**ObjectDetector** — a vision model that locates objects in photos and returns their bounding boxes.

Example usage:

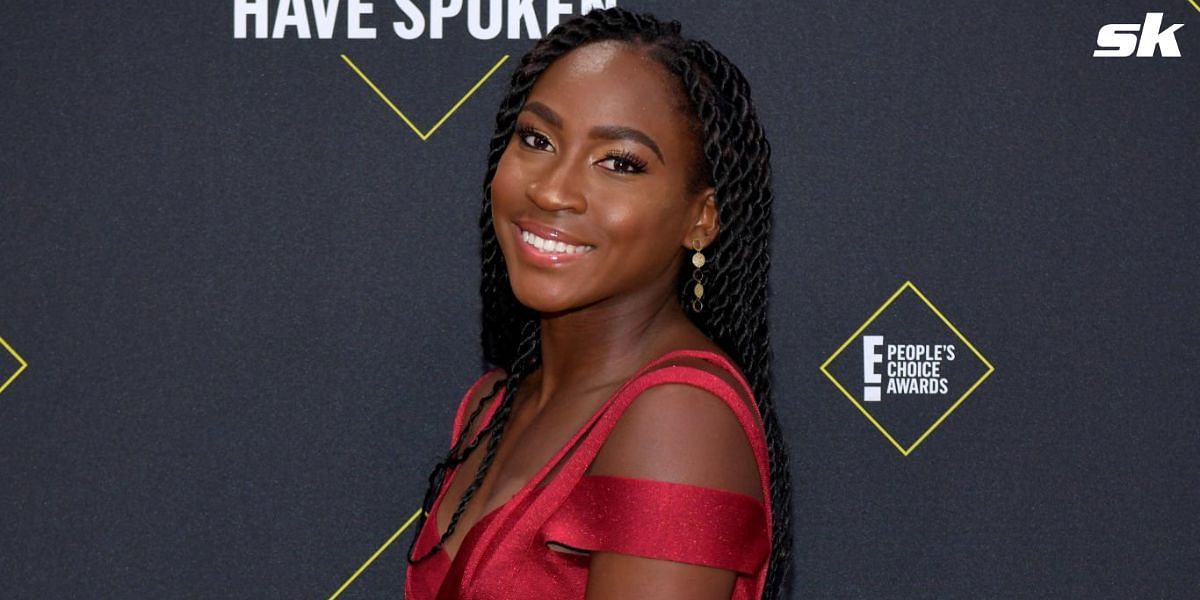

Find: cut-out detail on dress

[545,541,591,556]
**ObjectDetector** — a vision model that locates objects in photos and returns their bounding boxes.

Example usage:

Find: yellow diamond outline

[0,336,28,397]
[341,53,510,141]
[819,280,995,456]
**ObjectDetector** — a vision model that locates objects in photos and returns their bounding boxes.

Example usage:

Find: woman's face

[491,40,717,315]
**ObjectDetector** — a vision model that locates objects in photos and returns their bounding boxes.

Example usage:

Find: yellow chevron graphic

[341,53,509,141]
[0,336,28,397]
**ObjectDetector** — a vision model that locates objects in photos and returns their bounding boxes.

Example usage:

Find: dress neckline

[427,347,749,565]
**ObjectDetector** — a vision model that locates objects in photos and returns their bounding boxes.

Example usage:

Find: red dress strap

[449,367,506,449]
[541,473,769,574]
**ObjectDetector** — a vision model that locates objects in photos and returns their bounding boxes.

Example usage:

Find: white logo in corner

[1094,12,1185,57]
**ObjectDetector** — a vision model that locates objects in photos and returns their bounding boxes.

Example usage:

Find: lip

[512,220,594,266]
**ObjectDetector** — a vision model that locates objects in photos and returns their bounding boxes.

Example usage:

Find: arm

[582,380,764,600]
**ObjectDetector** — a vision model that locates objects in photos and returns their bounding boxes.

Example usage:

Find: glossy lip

[512,221,595,266]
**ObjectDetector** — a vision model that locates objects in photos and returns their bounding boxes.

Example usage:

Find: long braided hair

[406,7,793,598]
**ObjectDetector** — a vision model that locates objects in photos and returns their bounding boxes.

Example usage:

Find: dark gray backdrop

[2,1,1197,598]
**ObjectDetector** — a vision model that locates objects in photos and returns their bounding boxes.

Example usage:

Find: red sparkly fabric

[405,349,773,600]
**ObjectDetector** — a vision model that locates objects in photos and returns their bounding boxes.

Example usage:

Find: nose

[526,153,587,213]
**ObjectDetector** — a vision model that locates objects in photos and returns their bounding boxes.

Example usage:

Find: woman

[405,7,793,600]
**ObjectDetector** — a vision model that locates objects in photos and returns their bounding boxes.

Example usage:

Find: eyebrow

[521,100,666,165]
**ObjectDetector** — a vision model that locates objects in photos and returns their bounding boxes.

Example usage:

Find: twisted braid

[406,320,540,563]
[676,37,796,595]
[670,37,794,600]
[408,8,794,598]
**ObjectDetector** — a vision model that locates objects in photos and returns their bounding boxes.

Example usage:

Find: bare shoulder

[587,352,762,502]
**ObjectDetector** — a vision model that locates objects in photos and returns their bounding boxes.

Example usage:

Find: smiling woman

[403,7,793,600]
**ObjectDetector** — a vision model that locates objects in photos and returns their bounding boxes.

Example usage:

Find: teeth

[521,229,593,254]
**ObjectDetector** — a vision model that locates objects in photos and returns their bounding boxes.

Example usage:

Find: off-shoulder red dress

[405,349,773,600]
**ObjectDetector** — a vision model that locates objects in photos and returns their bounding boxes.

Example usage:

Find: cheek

[597,201,683,259]
[600,180,681,234]
[491,145,523,212]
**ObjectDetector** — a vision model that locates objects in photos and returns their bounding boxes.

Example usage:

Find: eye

[598,150,648,175]
[515,124,553,151]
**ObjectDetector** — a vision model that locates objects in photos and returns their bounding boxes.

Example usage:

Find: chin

[509,281,580,314]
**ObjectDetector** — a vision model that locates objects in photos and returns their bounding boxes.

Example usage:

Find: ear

[681,187,719,250]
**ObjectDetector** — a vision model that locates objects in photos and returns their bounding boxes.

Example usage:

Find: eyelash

[514,124,648,175]
[606,149,648,174]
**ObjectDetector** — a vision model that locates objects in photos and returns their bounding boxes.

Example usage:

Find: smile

[520,228,595,255]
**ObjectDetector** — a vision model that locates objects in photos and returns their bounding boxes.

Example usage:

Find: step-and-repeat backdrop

[2,1,1196,597]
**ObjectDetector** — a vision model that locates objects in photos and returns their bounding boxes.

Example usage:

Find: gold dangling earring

[689,238,705,312]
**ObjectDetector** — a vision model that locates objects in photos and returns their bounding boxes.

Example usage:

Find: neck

[532,286,691,411]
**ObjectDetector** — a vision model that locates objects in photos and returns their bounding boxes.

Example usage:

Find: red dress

[405,349,773,600]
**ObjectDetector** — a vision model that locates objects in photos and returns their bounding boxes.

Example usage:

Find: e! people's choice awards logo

[820,281,994,456]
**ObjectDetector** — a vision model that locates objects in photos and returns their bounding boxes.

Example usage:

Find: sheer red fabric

[405,349,773,600]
